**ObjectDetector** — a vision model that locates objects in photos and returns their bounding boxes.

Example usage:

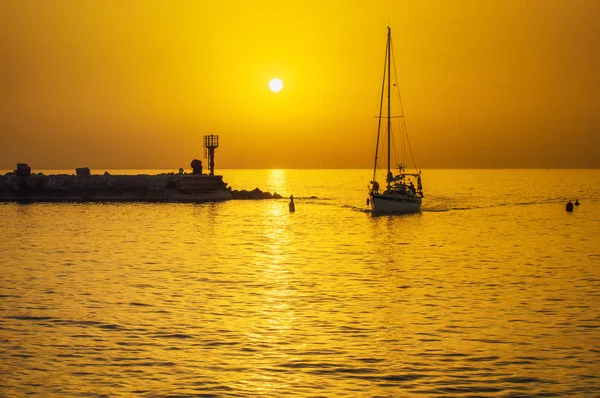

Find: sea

[1,169,599,397]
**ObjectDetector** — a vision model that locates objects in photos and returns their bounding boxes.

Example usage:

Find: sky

[1,0,599,170]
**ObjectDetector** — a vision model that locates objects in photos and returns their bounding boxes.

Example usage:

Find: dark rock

[76,167,91,176]
[191,159,203,175]
[230,188,284,200]
[16,163,31,177]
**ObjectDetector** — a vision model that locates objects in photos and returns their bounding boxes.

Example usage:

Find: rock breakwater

[1,164,282,203]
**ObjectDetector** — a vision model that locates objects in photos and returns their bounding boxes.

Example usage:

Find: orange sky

[1,0,599,169]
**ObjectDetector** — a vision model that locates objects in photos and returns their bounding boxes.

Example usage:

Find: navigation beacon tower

[203,134,219,176]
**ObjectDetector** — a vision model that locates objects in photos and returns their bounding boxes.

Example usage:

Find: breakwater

[0,164,282,203]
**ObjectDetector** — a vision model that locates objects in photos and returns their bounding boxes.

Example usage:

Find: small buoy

[575,199,580,206]
[289,195,295,212]
[566,201,574,212]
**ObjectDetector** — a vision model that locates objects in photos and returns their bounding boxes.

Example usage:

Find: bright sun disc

[269,78,283,92]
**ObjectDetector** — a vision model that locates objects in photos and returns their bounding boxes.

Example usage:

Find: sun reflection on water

[266,169,287,198]
[241,199,298,395]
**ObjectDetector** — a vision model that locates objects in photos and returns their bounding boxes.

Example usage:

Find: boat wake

[283,196,578,215]
[422,197,577,213]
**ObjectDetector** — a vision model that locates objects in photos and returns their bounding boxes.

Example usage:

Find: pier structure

[1,135,285,203]
[1,164,283,203]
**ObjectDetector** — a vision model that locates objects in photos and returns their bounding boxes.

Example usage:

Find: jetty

[0,135,282,203]
[0,164,282,203]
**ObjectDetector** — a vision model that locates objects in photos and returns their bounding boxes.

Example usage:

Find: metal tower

[203,134,219,176]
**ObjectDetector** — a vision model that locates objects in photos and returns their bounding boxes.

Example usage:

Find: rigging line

[386,46,404,168]
[372,115,381,172]
[390,124,400,168]
[372,28,390,184]
[390,36,420,171]
[386,26,391,188]
[389,36,406,163]
[374,124,386,178]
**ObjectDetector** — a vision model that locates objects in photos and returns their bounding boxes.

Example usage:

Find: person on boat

[575,199,580,206]
[409,181,416,194]
[387,171,394,183]
[566,200,574,212]
[371,180,380,193]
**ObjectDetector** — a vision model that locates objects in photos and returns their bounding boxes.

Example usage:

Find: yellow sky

[1,0,599,169]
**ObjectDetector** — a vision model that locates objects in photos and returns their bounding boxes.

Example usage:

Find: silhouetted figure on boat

[566,200,574,212]
[289,195,295,212]
[371,180,379,193]
[575,199,580,206]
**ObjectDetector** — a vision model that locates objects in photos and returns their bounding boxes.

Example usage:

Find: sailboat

[369,27,423,214]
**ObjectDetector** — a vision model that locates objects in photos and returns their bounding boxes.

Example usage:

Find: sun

[269,78,283,92]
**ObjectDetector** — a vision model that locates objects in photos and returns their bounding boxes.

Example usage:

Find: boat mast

[386,26,392,190]
[372,28,389,184]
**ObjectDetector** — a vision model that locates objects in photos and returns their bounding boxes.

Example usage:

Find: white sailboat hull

[370,193,421,214]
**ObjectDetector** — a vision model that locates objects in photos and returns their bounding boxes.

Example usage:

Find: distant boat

[369,27,423,214]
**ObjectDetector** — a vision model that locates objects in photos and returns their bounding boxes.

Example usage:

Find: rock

[16,163,31,177]
[230,188,282,200]
[76,167,91,176]
[191,159,203,175]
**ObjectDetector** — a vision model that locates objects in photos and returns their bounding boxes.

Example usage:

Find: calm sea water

[1,169,599,397]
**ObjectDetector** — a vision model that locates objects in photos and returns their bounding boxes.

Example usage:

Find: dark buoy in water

[575,199,580,206]
[566,200,574,212]
[289,195,295,212]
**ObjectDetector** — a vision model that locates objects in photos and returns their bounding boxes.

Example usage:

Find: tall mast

[386,26,391,190]
[373,28,389,184]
